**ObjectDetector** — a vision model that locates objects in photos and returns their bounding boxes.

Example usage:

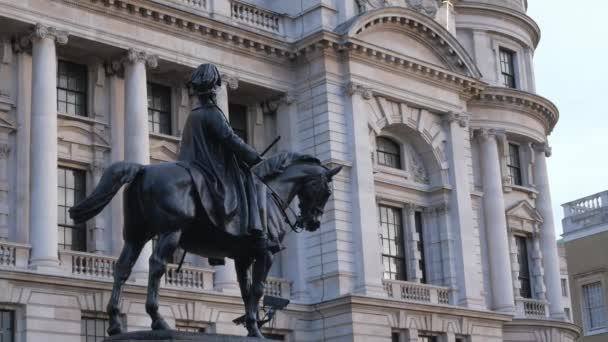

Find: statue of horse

[69,152,341,338]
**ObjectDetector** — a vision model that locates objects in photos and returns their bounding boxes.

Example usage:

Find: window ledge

[58,112,107,126]
[506,184,538,198]
[150,132,181,143]
[373,165,408,178]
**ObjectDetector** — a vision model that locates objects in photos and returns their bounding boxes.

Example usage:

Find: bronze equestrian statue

[69,64,341,338]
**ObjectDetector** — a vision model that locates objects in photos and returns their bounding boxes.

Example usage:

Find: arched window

[376,137,401,169]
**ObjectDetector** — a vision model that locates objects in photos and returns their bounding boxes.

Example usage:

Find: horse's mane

[253,152,323,180]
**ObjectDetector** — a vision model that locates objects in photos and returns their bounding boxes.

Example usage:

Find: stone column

[28,24,68,270]
[13,43,32,244]
[477,128,515,312]
[216,73,238,119]
[122,49,157,280]
[213,73,240,294]
[106,63,125,255]
[443,113,485,309]
[344,82,385,296]
[533,143,564,319]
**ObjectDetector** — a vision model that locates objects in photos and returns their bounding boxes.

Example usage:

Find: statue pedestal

[104,331,266,342]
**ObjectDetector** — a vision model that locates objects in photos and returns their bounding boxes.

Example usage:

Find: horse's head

[296,165,342,231]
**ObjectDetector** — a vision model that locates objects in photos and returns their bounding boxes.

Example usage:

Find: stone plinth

[104,331,266,342]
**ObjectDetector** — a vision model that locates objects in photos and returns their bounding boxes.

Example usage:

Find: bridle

[254,173,304,233]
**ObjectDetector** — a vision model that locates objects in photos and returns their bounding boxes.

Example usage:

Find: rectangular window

[582,282,607,331]
[415,211,427,284]
[515,236,532,298]
[228,103,248,143]
[378,205,406,281]
[418,332,438,342]
[147,83,172,135]
[499,48,516,88]
[564,307,571,321]
[175,322,206,333]
[392,332,400,342]
[507,143,523,186]
[57,60,88,116]
[0,310,14,342]
[81,317,108,342]
[562,278,569,297]
[58,167,87,251]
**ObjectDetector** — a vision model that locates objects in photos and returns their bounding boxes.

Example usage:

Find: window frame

[376,136,402,169]
[57,59,89,117]
[498,47,517,89]
[378,204,407,281]
[514,234,533,298]
[0,309,15,342]
[562,278,569,297]
[57,166,87,252]
[507,143,523,186]
[581,280,607,333]
[147,82,173,135]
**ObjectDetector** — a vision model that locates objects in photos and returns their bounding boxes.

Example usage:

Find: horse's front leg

[146,230,181,331]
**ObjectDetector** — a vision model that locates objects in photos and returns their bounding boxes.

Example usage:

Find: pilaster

[443,113,485,309]
[344,81,385,297]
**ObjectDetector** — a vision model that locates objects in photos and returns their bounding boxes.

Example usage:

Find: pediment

[59,120,94,145]
[357,25,449,69]
[506,200,544,223]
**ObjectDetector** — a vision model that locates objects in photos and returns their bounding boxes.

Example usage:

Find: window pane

[376,137,401,169]
[583,282,606,330]
[58,167,87,251]
[516,236,532,298]
[378,205,406,280]
[499,48,516,88]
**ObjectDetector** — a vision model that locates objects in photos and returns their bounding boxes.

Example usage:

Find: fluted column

[212,73,240,294]
[122,49,157,279]
[28,24,68,270]
[477,128,515,312]
[345,82,385,296]
[533,143,564,319]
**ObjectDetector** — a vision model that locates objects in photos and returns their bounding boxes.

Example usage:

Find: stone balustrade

[562,191,608,217]
[0,241,30,269]
[60,250,117,280]
[516,298,549,319]
[164,263,214,291]
[231,1,283,34]
[383,279,451,305]
[265,277,291,299]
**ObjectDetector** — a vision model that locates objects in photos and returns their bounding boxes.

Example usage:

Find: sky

[526,1,608,236]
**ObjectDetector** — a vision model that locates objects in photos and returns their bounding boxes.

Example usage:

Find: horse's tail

[69,162,144,224]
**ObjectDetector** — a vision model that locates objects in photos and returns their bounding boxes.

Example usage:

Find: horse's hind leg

[146,230,181,331]
[107,238,146,335]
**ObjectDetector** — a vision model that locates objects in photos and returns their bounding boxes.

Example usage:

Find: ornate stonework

[125,49,158,68]
[0,143,10,160]
[221,73,239,90]
[356,0,440,17]
[345,82,373,100]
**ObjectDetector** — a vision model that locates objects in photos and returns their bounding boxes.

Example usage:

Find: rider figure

[178,64,266,257]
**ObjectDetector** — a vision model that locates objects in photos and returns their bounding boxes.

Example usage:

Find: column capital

[442,111,469,128]
[124,49,158,68]
[0,143,10,160]
[104,60,124,78]
[474,128,506,142]
[533,142,552,157]
[345,82,373,100]
[266,92,296,111]
[220,73,239,90]
[24,23,69,46]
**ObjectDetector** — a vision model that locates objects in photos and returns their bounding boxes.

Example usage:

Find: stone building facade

[562,191,608,341]
[0,0,580,341]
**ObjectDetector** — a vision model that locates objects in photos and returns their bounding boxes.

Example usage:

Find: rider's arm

[208,107,262,166]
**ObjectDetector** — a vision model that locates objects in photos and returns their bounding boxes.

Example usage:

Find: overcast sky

[527,2,608,236]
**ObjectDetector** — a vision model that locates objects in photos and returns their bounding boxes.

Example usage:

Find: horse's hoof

[151,318,171,331]
[107,322,123,336]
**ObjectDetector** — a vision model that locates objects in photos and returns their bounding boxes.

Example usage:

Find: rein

[255,173,304,234]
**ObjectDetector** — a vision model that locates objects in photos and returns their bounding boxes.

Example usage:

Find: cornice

[505,318,581,338]
[469,86,559,135]
[454,2,541,48]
